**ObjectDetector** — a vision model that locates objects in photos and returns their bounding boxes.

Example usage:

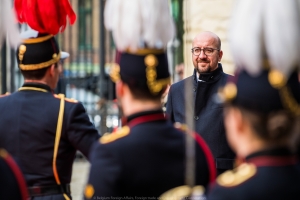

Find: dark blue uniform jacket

[0,83,100,198]
[208,147,300,200]
[85,110,216,199]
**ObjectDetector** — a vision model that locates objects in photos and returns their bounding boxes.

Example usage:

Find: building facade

[183,0,235,77]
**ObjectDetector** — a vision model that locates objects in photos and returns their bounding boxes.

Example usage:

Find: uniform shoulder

[173,122,188,132]
[0,148,9,159]
[0,92,11,98]
[99,126,130,144]
[217,163,257,187]
[53,94,79,103]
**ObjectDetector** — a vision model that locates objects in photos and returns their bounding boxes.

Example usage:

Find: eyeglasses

[191,47,220,56]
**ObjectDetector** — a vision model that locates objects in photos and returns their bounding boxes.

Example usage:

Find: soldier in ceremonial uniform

[85,52,216,199]
[0,31,100,199]
[207,0,300,199]
[84,0,216,199]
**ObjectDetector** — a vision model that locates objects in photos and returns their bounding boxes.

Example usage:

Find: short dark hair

[229,105,299,144]
[126,81,166,101]
[216,36,221,49]
[20,63,58,80]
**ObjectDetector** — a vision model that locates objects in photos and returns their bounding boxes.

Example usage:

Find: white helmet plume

[104,0,175,52]
[0,0,20,47]
[229,0,300,77]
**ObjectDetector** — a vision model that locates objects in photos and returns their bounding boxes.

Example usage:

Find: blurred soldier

[0,1,100,199]
[207,0,300,199]
[0,0,27,199]
[0,149,28,200]
[0,31,100,199]
[84,0,216,199]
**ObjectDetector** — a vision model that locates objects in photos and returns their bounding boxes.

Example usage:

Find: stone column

[93,0,100,64]
[71,0,78,62]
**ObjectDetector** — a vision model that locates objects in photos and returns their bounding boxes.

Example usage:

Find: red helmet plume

[14,0,76,35]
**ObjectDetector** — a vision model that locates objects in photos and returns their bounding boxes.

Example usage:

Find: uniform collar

[193,63,224,83]
[245,147,298,167]
[126,109,166,127]
[246,146,292,159]
[21,83,52,92]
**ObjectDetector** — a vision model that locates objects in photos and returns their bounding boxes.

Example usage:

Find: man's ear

[225,107,244,134]
[231,107,251,136]
[232,107,244,133]
[48,64,56,77]
[218,50,223,62]
[115,81,124,97]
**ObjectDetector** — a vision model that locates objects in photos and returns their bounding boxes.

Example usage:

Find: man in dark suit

[0,32,100,199]
[166,31,235,175]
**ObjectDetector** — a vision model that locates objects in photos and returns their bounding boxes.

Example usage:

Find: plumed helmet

[105,0,175,95]
[219,0,300,115]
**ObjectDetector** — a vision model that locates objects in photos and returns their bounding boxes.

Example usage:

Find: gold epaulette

[65,97,78,103]
[174,122,188,132]
[0,149,8,158]
[0,92,10,98]
[217,163,257,187]
[53,94,78,103]
[160,185,205,200]
[100,126,130,144]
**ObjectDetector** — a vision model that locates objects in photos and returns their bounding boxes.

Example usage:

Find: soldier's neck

[24,80,48,85]
[121,96,162,117]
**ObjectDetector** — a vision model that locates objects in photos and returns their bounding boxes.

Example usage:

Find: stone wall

[183,0,236,77]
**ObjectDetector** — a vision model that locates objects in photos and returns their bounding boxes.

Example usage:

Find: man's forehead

[193,37,217,47]
[193,33,218,46]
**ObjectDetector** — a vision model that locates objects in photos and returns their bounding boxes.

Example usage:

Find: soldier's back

[208,148,300,200]
[0,83,99,187]
[85,110,214,199]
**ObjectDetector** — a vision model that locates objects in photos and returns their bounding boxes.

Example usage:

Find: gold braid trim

[23,35,53,44]
[19,52,61,70]
[268,70,300,116]
[145,54,170,95]
[147,77,171,94]
[109,63,121,83]
[18,87,48,93]
[280,86,300,116]
[52,94,71,200]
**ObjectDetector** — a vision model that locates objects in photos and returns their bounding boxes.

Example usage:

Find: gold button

[84,184,94,199]
[145,54,158,67]
[19,45,26,54]
[268,70,286,89]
